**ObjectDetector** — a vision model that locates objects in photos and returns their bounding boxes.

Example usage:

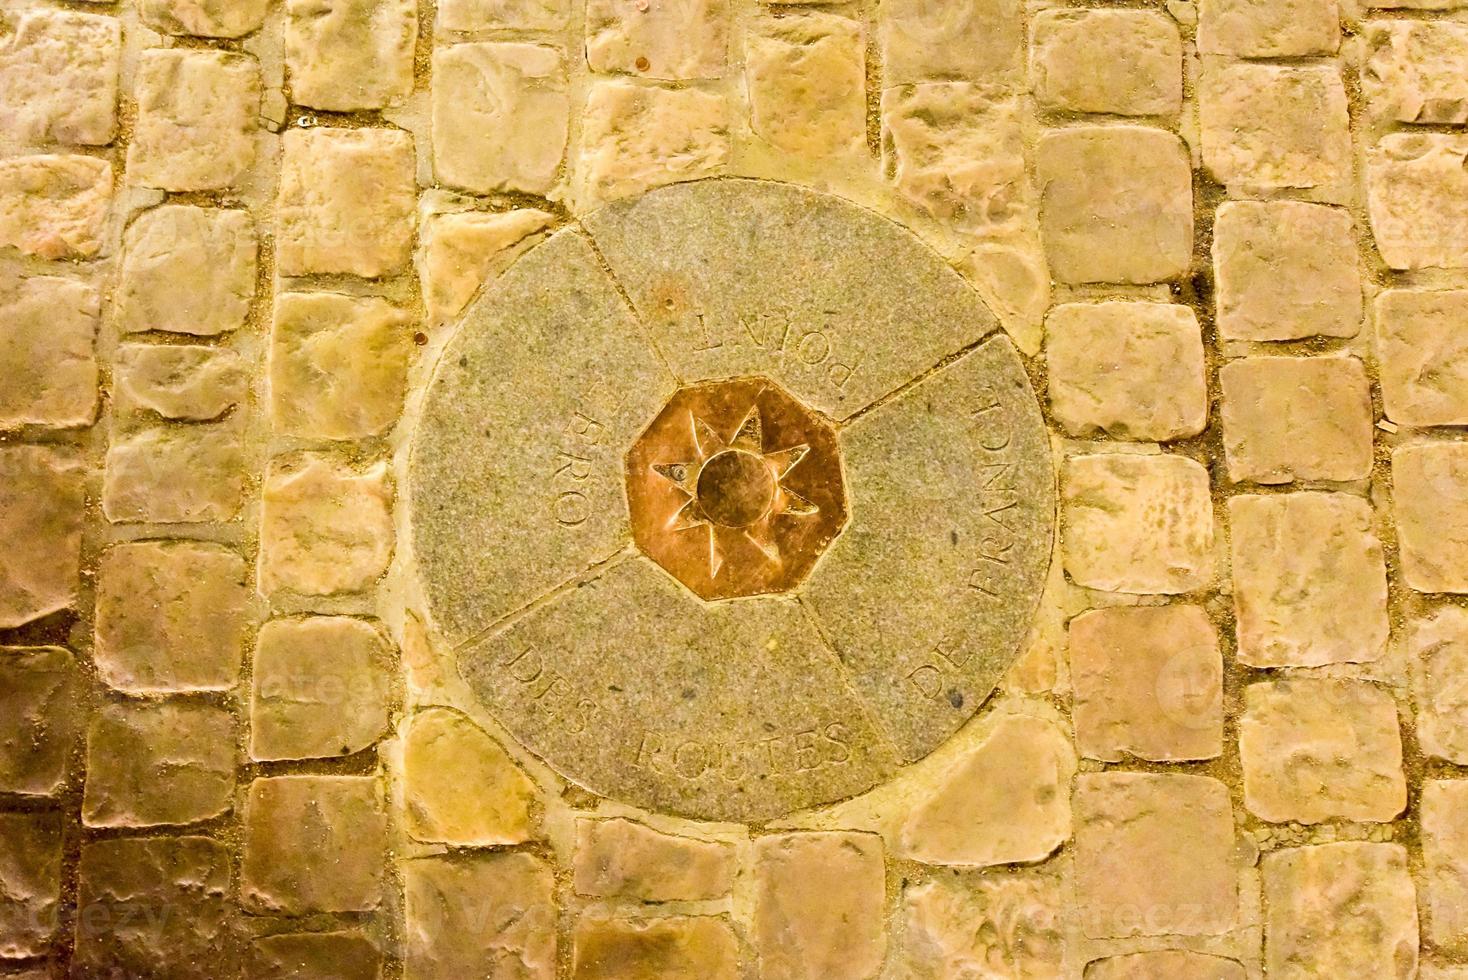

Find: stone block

[82,700,236,828]
[0,647,77,796]
[573,914,737,980]
[897,874,1064,977]
[404,854,556,980]
[258,452,394,596]
[1199,60,1350,190]
[577,80,729,205]
[752,832,886,980]
[0,154,112,260]
[401,707,536,846]
[0,274,99,429]
[1413,607,1468,764]
[1366,21,1468,125]
[879,0,1021,85]
[117,206,257,336]
[0,813,61,960]
[114,344,247,422]
[1424,780,1468,947]
[0,10,120,145]
[102,421,246,524]
[587,0,726,79]
[141,0,269,37]
[285,0,416,111]
[1198,0,1338,56]
[417,208,552,326]
[1030,10,1182,116]
[127,49,259,192]
[1220,356,1374,484]
[0,446,84,628]
[249,931,382,980]
[1394,442,1468,593]
[1368,134,1468,270]
[439,0,567,30]
[746,14,865,159]
[1377,289,1468,427]
[574,818,734,901]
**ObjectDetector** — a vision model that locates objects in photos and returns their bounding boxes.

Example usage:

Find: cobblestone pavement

[0,0,1465,975]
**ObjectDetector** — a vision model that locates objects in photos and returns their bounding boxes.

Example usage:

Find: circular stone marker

[410,178,1055,822]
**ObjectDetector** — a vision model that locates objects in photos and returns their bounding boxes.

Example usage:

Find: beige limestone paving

[1198,0,1338,56]
[1220,356,1374,484]
[248,931,382,980]
[746,13,865,160]
[249,616,391,761]
[1377,289,1468,427]
[417,207,552,327]
[898,713,1076,866]
[0,812,61,959]
[440,0,567,29]
[1424,780,1468,947]
[1366,21,1468,125]
[431,43,569,197]
[1045,301,1205,441]
[751,832,885,980]
[1086,951,1247,979]
[102,419,247,524]
[0,647,77,797]
[573,818,734,901]
[1070,605,1223,762]
[258,451,394,597]
[128,49,260,193]
[576,81,730,205]
[1212,200,1361,342]
[285,0,417,112]
[0,274,98,430]
[878,0,1022,85]
[0,445,84,628]
[411,228,672,644]
[82,699,236,828]
[73,836,233,977]
[1074,772,1237,938]
[895,873,1064,978]
[1394,442,1468,593]
[0,154,112,260]
[1413,607,1468,764]
[586,0,727,80]
[1030,10,1182,117]
[1199,60,1350,191]
[1241,678,1406,823]
[404,854,555,980]
[118,206,257,337]
[268,292,412,441]
[1368,134,1468,270]
[0,10,120,147]
[1263,842,1418,978]
[881,83,1030,236]
[1229,492,1389,666]
[114,344,247,422]
[400,706,536,846]
[572,914,737,980]
[94,540,247,694]
[141,0,269,37]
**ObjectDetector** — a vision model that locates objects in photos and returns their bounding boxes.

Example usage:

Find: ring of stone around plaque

[409,178,1056,823]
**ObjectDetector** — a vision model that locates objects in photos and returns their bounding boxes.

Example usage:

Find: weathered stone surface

[896,874,1064,978]
[1071,605,1222,763]
[0,812,61,959]
[747,14,865,158]
[1200,60,1349,190]
[0,647,77,796]
[432,43,568,196]
[1368,134,1468,270]
[73,836,233,978]
[0,10,120,145]
[574,818,733,901]
[1220,356,1374,484]
[1366,21,1468,125]
[103,421,246,523]
[401,707,536,846]
[249,931,382,980]
[250,617,391,761]
[1414,608,1468,764]
[1086,951,1246,979]
[439,0,567,30]
[1030,10,1182,116]
[899,714,1075,866]
[577,80,729,205]
[752,833,885,980]
[285,0,416,111]
[1062,454,1213,595]
[0,274,98,429]
[1424,780,1468,946]
[118,206,256,336]
[1394,442,1468,593]
[459,557,894,820]
[587,0,726,79]
[412,229,671,642]
[573,914,736,980]
[115,344,246,421]
[1198,0,1338,56]
[882,83,1029,235]
[1045,301,1204,441]
[404,854,555,980]
[1264,843,1418,978]
[1241,678,1405,823]
[128,49,259,192]
[242,775,386,914]
[959,240,1050,356]
[0,446,84,628]
[269,292,410,440]
[1377,289,1468,426]
[95,540,247,694]
[1037,126,1193,284]
[878,0,1021,85]
[259,452,394,597]
[803,338,1052,761]
[1229,492,1388,666]
[1075,772,1236,938]
[83,700,235,828]
[418,208,552,326]
[1213,200,1360,341]
[141,0,269,37]
[0,154,112,260]
[277,127,416,278]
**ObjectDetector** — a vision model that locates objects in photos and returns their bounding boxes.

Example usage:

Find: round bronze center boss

[409,178,1055,822]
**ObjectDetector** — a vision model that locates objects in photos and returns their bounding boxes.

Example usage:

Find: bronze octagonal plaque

[409,178,1056,822]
